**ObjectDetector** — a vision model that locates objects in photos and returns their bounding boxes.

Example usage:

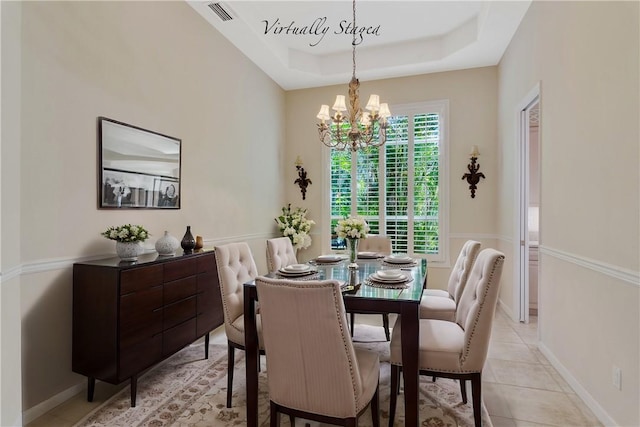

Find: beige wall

[497,2,639,425]
[3,1,286,421]
[285,67,500,287]
[1,1,24,425]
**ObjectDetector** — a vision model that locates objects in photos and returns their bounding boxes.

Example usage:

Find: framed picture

[98,117,181,209]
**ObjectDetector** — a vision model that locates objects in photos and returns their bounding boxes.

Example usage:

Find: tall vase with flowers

[335,216,370,268]
[102,224,150,261]
[275,204,316,252]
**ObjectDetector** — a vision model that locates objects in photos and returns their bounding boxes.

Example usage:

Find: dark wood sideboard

[72,250,223,406]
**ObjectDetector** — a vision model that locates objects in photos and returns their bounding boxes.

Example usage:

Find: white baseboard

[497,298,516,322]
[537,342,617,427]
[22,381,84,425]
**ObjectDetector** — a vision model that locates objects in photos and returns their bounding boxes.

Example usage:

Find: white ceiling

[187,0,532,90]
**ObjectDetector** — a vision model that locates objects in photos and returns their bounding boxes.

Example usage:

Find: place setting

[364,268,414,289]
[382,253,419,267]
[276,263,319,280]
[357,251,385,260]
[309,254,348,266]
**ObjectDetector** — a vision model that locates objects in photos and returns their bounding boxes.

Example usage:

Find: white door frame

[513,83,540,323]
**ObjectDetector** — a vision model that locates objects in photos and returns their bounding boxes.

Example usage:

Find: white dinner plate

[369,271,410,283]
[358,252,380,259]
[384,254,414,264]
[375,269,403,280]
[315,255,346,263]
[277,268,317,277]
[283,264,311,272]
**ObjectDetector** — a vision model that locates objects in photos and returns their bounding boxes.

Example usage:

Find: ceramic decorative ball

[155,231,180,256]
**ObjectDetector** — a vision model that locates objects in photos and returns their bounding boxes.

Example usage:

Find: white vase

[116,241,143,261]
[155,231,180,256]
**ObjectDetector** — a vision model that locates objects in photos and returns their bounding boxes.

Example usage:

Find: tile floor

[26,308,602,427]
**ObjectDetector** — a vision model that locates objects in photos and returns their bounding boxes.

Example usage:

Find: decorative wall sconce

[294,156,312,200]
[462,145,485,198]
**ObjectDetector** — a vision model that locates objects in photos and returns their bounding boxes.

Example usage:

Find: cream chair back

[447,240,481,301]
[215,242,258,345]
[359,235,392,255]
[255,277,371,419]
[455,248,505,372]
[266,237,298,272]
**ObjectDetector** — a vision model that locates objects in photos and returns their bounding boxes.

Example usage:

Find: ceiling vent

[207,3,233,22]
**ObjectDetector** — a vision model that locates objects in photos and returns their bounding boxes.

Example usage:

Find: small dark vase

[181,226,196,254]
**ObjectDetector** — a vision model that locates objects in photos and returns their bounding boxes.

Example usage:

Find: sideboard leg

[130,375,138,407]
[87,377,95,402]
[205,332,210,359]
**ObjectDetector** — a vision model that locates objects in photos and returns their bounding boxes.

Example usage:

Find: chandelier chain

[352,0,356,79]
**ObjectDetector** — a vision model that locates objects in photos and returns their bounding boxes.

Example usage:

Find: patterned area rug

[74,325,492,427]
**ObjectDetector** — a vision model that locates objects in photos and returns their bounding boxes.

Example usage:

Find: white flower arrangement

[102,224,150,243]
[335,216,370,240]
[275,204,315,250]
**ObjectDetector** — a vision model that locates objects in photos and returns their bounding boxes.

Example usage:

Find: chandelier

[316,0,390,152]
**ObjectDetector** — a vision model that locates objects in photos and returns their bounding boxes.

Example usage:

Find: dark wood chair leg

[205,333,210,359]
[270,401,279,427]
[388,365,400,427]
[345,418,357,427]
[370,380,380,427]
[382,314,390,341]
[460,379,467,404]
[350,312,355,336]
[289,414,295,426]
[227,344,235,408]
[471,373,482,427]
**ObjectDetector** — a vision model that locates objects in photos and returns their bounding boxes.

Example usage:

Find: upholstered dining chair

[351,235,393,341]
[214,242,264,408]
[388,248,505,427]
[255,276,380,427]
[266,237,298,272]
[419,240,481,321]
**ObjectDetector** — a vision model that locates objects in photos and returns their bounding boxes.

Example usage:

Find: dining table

[243,255,427,427]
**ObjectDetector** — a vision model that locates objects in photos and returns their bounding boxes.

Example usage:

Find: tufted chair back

[455,248,505,371]
[215,242,258,345]
[266,237,298,272]
[255,276,380,420]
[358,235,392,255]
[447,240,481,302]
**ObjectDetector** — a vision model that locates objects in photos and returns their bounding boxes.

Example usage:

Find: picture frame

[98,117,181,209]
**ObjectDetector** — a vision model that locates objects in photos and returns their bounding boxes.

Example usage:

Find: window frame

[324,100,449,264]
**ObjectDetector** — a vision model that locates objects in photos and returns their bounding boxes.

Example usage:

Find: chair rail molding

[540,245,639,287]
[3,232,275,278]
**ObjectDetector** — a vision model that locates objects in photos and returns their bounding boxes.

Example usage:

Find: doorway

[515,84,540,324]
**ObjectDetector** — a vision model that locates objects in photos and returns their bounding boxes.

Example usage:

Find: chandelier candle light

[316,0,391,152]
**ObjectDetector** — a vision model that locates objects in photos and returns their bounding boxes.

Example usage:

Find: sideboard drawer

[196,293,222,337]
[120,286,162,323]
[120,265,163,295]
[197,254,216,274]
[119,335,162,380]
[164,258,197,282]
[163,318,196,356]
[164,276,197,305]
[164,296,196,330]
